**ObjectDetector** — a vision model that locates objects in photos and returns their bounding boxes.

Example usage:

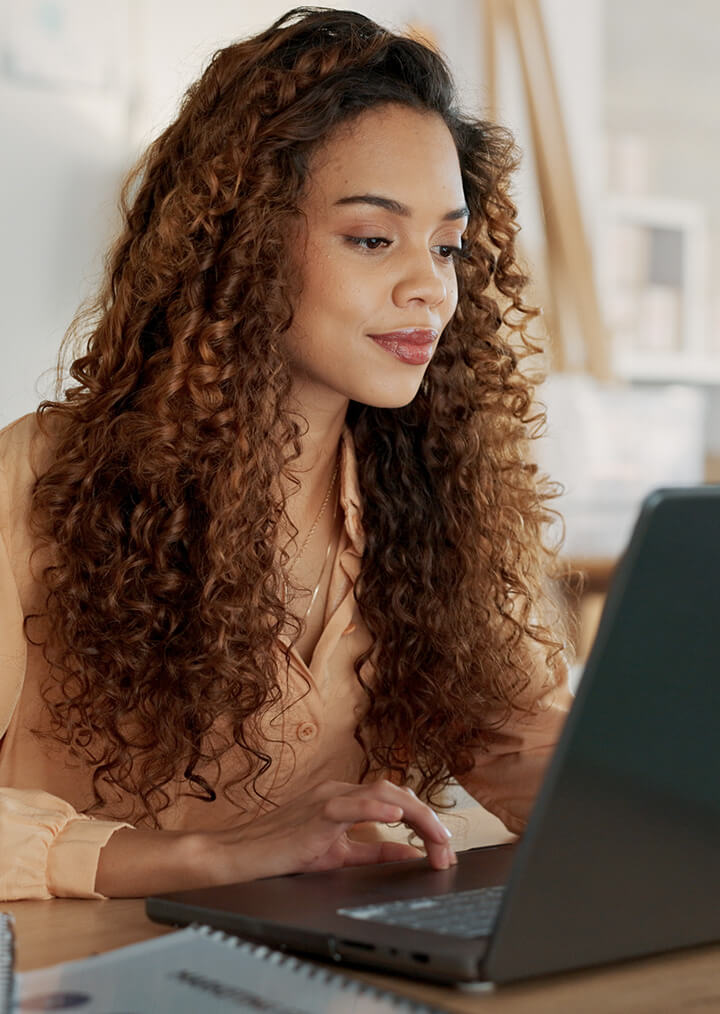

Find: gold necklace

[297,486,340,625]
[284,455,340,577]
[281,456,340,619]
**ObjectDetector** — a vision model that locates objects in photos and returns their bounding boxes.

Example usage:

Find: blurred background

[1,0,718,666]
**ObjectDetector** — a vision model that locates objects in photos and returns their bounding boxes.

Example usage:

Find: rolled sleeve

[0,464,26,740]
[0,788,131,900]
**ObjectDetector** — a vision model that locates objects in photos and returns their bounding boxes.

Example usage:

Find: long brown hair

[29,7,566,824]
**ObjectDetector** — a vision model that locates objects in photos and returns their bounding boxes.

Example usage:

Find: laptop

[147,486,720,983]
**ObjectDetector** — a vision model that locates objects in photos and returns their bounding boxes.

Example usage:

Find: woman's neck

[277,392,348,556]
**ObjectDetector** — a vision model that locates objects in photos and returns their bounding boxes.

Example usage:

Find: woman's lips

[368,329,438,365]
[369,329,439,345]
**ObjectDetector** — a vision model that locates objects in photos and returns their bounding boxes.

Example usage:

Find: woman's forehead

[305,105,466,215]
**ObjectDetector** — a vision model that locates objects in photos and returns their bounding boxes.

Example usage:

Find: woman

[0,7,571,900]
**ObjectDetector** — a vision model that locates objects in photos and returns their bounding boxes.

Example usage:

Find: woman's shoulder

[0,412,63,597]
[0,412,62,554]
[0,412,58,494]
[0,412,39,453]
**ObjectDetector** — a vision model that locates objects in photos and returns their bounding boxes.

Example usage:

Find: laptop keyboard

[338,884,505,939]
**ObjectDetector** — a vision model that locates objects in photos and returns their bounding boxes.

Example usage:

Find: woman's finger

[342,839,424,867]
[369,782,454,847]
[340,780,453,846]
[322,795,405,826]
[321,784,456,869]
[374,841,426,864]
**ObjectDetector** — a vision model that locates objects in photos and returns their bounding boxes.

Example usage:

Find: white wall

[0,0,602,428]
[0,0,131,424]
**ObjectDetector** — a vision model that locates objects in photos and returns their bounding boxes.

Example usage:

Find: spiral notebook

[1,914,15,1014]
[13,923,448,1014]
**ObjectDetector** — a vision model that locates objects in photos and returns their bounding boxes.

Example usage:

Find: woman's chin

[350,376,427,410]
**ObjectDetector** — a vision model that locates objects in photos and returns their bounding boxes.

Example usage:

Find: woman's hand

[207,779,457,884]
[95,779,456,897]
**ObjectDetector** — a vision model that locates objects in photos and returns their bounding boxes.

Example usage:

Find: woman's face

[285,104,467,411]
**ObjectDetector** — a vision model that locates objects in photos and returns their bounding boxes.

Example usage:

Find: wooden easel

[483,0,611,379]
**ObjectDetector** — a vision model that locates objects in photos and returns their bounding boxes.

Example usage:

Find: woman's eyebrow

[333,193,469,221]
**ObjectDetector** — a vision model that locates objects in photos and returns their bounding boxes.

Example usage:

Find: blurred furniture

[483,0,611,378]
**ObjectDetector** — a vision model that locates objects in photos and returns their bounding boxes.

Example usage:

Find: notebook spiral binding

[0,913,16,1014]
[190,923,448,1013]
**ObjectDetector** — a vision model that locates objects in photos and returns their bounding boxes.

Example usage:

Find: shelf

[614,353,720,385]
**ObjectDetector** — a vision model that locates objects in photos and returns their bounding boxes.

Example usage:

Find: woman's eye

[435,244,463,261]
[345,236,391,251]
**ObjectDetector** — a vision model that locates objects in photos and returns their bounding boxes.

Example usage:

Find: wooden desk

[4,898,720,1013]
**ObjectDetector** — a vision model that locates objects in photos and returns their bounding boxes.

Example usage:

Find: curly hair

[28,6,566,825]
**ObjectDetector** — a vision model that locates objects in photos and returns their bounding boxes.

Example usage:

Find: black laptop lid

[486,486,720,982]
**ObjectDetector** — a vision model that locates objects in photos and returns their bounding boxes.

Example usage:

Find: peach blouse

[0,413,572,900]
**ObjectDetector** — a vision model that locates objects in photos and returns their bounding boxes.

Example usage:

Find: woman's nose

[392,252,448,309]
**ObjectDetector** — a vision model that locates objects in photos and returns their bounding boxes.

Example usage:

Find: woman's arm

[0,778,455,901]
[95,779,456,897]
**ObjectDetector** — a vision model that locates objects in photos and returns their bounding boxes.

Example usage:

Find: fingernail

[439,823,452,840]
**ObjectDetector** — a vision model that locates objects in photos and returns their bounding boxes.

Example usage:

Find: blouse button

[296,722,318,742]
